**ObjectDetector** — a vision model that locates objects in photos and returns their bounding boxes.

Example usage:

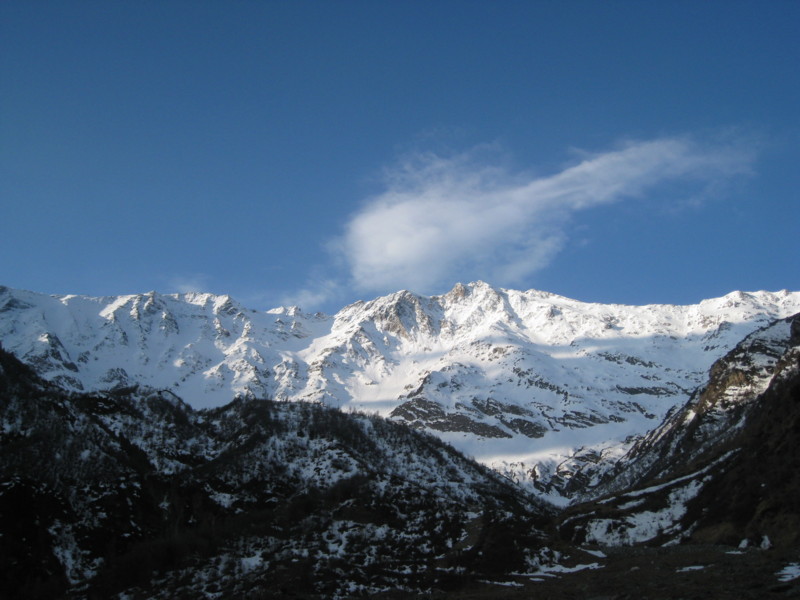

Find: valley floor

[370,544,800,600]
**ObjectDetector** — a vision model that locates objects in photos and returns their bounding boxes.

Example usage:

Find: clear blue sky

[2,1,798,313]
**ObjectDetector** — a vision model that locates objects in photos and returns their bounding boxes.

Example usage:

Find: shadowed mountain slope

[0,345,555,599]
[560,314,800,550]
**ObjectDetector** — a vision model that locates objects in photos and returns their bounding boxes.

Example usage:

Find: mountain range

[2,282,799,505]
[2,282,800,598]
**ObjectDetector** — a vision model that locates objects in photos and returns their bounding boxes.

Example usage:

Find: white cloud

[336,136,756,294]
[167,273,211,294]
[279,278,342,312]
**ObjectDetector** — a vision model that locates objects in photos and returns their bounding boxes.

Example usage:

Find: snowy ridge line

[2,282,799,504]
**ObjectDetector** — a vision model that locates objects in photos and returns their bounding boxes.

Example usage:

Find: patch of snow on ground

[479,579,523,587]
[239,553,263,573]
[621,453,732,499]
[516,552,603,581]
[777,563,800,582]
[48,521,98,584]
[584,478,704,546]
[208,490,236,508]
[534,562,603,576]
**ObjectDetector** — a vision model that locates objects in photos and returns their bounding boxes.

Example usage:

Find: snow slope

[560,314,800,548]
[2,282,799,503]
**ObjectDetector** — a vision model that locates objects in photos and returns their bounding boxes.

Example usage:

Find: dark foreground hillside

[0,345,554,599]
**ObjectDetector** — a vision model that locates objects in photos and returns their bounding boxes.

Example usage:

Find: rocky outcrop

[560,314,800,549]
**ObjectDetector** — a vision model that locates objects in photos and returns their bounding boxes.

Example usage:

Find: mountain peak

[441,280,497,299]
[3,283,800,504]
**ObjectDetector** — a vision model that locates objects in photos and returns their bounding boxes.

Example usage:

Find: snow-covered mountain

[2,282,800,503]
[4,284,800,599]
[0,347,555,598]
[560,313,800,549]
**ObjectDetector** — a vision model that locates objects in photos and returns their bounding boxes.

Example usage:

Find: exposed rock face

[592,315,799,496]
[560,314,800,549]
[2,283,800,503]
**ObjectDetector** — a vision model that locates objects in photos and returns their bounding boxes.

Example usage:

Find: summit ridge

[2,282,799,503]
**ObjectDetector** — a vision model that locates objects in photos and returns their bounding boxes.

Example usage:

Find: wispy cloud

[334,135,757,295]
[279,278,343,312]
[167,273,211,294]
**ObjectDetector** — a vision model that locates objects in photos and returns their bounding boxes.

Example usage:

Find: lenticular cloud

[337,136,755,294]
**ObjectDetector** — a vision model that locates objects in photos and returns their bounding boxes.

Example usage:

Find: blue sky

[2,1,798,313]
